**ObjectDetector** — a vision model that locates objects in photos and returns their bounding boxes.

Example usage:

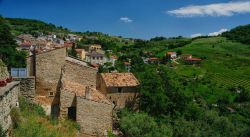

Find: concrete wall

[64,61,97,86]
[13,77,35,102]
[76,96,113,136]
[0,82,19,132]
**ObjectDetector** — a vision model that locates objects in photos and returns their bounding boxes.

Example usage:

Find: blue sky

[0,0,250,39]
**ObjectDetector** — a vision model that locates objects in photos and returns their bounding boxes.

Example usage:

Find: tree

[68,45,77,58]
[0,16,27,68]
[119,110,172,137]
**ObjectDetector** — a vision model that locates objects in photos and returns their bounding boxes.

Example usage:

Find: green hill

[5,18,70,36]
[222,24,250,45]
[174,37,250,91]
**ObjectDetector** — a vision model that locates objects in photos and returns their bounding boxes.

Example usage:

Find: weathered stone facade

[0,82,19,132]
[13,77,35,102]
[35,48,66,98]
[64,60,97,86]
[59,79,113,136]
[97,73,139,109]
[77,97,113,136]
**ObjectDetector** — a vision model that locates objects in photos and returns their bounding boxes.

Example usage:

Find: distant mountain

[222,24,250,45]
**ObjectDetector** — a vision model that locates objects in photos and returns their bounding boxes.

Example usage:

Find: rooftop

[185,58,202,61]
[166,52,176,55]
[62,80,112,104]
[100,73,139,87]
[86,51,104,57]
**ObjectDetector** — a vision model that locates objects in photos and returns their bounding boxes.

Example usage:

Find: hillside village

[1,16,250,137]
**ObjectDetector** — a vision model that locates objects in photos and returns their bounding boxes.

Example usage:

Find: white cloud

[191,33,204,38]
[191,28,228,37]
[208,28,228,36]
[168,1,250,17]
[120,17,133,23]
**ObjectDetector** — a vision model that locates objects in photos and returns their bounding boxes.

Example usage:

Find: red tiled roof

[124,62,130,65]
[111,55,118,59]
[62,80,112,104]
[185,58,202,61]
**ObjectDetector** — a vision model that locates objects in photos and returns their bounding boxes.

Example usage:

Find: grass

[12,97,78,137]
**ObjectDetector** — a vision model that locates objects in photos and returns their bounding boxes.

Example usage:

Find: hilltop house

[166,52,177,60]
[185,58,202,64]
[97,73,139,109]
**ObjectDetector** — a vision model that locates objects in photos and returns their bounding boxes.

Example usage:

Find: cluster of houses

[15,33,118,69]
[74,44,118,68]
[142,51,202,65]
[16,33,81,55]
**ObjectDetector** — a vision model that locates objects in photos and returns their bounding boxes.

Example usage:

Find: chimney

[85,86,92,100]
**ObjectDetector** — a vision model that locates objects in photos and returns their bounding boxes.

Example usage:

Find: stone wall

[64,61,97,86]
[97,76,138,108]
[13,77,35,102]
[0,82,19,132]
[107,91,138,108]
[59,89,76,119]
[76,96,113,136]
[35,48,66,97]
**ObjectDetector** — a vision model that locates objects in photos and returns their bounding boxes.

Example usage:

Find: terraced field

[212,73,250,90]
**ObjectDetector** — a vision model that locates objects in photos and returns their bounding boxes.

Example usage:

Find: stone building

[26,47,98,116]
[97,73,139,108]
[59,79,113,136]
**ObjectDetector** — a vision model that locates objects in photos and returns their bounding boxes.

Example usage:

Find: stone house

[166,52,177,60]
[59,79,113,136]
[96,73,139,109]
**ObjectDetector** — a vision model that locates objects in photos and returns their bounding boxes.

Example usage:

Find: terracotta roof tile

[62,80,111,105]
[101,73,139,87]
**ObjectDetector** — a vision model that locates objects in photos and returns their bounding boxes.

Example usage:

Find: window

[49,92,54,96]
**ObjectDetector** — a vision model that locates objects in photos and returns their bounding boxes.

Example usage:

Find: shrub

[0,125,6,137]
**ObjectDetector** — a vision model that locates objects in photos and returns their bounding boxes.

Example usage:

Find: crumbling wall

[0,82,19,132]
[59,89,76,119]
[76,96,113,136]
